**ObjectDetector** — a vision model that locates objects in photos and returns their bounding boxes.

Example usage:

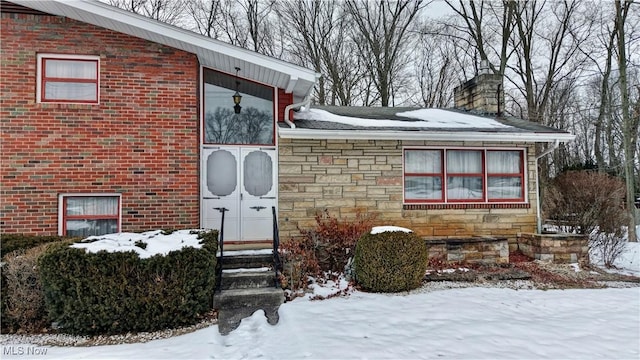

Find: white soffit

[12,0,319,98]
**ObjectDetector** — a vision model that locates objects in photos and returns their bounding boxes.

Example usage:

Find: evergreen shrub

[2,243,62,333]
[354,230,428,293]
[1,234,79,256]
[37,230,218,335]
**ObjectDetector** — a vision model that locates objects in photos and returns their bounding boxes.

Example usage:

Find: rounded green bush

[354,230,428,293]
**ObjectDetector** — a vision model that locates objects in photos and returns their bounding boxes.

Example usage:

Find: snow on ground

[295,108,512,129]
[589,225,640,277]
[3,232,639,360]
[2,287,638,360]
[69,230,203,259]
[607,240,639,277]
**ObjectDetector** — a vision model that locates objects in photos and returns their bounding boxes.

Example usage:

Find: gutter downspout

[283,97,311,129]
[535,140,560,233]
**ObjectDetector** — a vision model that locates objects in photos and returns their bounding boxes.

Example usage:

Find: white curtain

[487,151,521,173]
[66,197,117,216]
[405,150,441,173]
[446,150,482,199]
[488,177,522,199]
[44,59,97,101]
[447,150,482,173]
[65,196,118,236]
[404,150,442,200]
[405,176,442,200]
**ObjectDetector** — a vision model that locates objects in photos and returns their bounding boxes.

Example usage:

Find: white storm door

[201,147,277,241]
[240,148,277,241]
[202,147,240,241]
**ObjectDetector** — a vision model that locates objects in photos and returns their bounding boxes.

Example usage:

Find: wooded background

[105,0,640,239]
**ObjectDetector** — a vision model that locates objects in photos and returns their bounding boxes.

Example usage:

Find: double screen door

[201,147,277,241]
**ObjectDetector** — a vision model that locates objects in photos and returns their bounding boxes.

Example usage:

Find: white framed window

[58,194,121,236]
[403,148,526,204]
[37,54,100,104]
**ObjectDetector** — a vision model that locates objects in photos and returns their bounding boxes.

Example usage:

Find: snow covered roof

[8,0,319,100]
[279,106,575,143]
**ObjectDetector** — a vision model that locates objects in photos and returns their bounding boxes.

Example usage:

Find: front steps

[213,249,284,335]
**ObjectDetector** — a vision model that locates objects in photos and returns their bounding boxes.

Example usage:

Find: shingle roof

[278,106,575,143]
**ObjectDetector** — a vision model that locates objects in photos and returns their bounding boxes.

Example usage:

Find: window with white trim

[403,148,525,203]
[37,54,99,104]
[59,195,120,236]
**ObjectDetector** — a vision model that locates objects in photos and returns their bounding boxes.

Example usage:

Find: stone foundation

[517,233,588,264]
[426,237,509,265]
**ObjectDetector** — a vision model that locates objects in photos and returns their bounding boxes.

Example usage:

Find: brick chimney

[453,60,504,116]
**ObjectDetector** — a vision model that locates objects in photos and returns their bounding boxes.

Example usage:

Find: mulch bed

[424,250,640,289]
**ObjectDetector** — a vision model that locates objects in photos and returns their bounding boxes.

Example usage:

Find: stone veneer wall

[426,237,509,264]
[278,138,538,246]
[517,233,589,264]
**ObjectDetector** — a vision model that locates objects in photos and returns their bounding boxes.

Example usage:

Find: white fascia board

[15,0,319,92]
[277,128,576,143]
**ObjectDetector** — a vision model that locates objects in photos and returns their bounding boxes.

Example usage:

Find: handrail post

[272,206,281,288]
[214,207,228,290]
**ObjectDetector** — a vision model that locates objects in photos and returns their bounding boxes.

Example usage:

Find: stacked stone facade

[517,233,589,264]
[278,138,538,246]
[426,237,509,264]
[453,73,505,115]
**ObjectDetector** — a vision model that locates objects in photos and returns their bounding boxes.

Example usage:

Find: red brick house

[2,1,575,260]
[1,0,317,239]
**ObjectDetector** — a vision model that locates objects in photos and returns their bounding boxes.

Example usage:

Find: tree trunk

[615,0,637,241]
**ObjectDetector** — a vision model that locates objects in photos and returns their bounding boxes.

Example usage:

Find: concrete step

[214,287,285,335]
[214,287,284,309]
[220,253,273,270]
[220,270,276,290]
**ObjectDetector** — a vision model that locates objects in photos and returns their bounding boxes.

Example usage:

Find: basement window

[403,148,525,204]
[59,194,121,236]
[37,54,100,104]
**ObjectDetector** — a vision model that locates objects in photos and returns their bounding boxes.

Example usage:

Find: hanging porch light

[232,67,242,114]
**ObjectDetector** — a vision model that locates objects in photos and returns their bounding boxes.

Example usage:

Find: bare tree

[615,0,638,241]
[345,0,426,106]
[410,21,458,107]
[278,0,337,104]
[107,0,187,26]
[443,0,515,77]
[186,0,222,38]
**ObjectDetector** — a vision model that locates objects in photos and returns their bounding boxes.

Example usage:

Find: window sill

[403,203,530,210]
[38,103,98,110]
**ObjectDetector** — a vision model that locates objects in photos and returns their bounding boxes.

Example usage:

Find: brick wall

[1,12,200,234]
[278,138,538,245]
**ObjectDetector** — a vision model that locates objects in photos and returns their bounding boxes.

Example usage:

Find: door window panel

[207,150,237,196]
[243,151,273,197]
